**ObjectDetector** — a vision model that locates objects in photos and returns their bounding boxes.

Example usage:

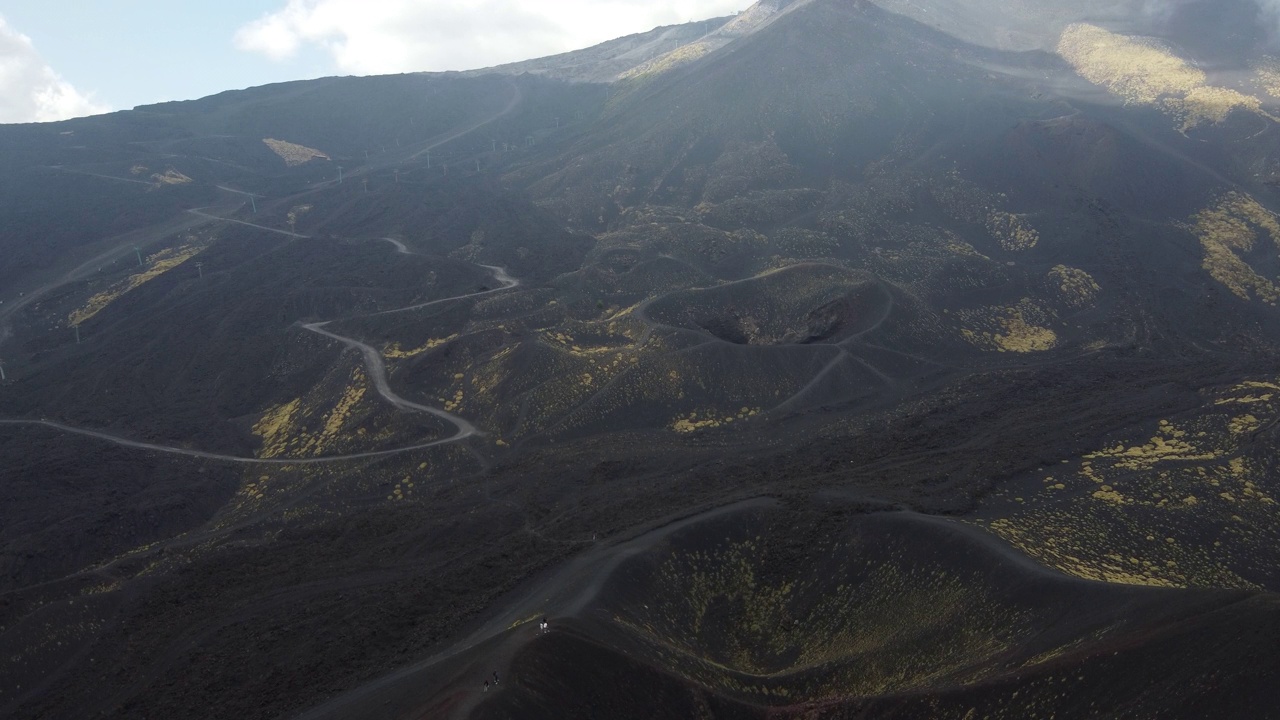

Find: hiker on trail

[483,680,489,692]
[540,617,549,634]
[493,670,500,685]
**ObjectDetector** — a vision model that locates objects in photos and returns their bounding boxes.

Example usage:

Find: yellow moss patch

[992,312,1057,352]
[152,169,192,185]
[252,399,302,459]
[986,211,1039,251]
[68,244,205,326]
[960,300,1058,353]
[1048,265,1101,309]
[1191,192,1280,304]
[384,335,458,359]
[263,138,330,166]
[286,204,312,232]
[1255,57,1280,98]
[1092,487,1127,504]
[251,367,371,458]
[323,377,367,439]
[1229,414,1261,434]
[671,408,760,434]
[388,474,418,503]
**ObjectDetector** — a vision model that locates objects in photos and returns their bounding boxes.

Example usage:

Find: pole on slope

[338,166,344,184]
[74,325,80,344]
[0,360,6,381]
[250,195,257,213]
[395,170,399,183]
[196,262,203,279]
[363,179,369,193]
[492,140,497,152]
[476,158,481,172]
[427,152,432,168]
[134,247,143,267]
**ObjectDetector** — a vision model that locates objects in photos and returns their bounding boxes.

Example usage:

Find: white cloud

[234,0,751,75]
[0,16,108,124]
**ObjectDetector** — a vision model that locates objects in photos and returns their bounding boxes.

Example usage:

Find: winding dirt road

[0,216,517,464]
[300,260,519,439]
[1,86,526,464]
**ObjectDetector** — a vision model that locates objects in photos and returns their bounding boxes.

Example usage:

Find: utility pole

[338,166,344,184]
[134,246,143,267]
[250,195,257,213]
[492,140,497,152]
[196,262,203,279]
[363,179,369,193]
[74,325,80,344]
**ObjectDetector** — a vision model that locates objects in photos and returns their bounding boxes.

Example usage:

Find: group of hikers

[482,617,549,693]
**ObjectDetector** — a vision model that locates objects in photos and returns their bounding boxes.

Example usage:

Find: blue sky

[0,0,751,124]
[3,1,329,111]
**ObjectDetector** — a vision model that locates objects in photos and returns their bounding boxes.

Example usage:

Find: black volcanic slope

[5,0,1280,718]
[359,500,1280,720]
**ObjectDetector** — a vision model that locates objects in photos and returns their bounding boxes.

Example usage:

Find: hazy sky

[0,0,752,124]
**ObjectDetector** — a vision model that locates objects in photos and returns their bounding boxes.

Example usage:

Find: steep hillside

[4,0,1280,718]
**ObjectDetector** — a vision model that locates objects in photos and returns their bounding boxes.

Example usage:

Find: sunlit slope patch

[478,506,1274,719]
[1058,24,1275,132]
[262,138,330,167]
[979,378,1280,590]
[252,359,452,460]
[68,242,205,327]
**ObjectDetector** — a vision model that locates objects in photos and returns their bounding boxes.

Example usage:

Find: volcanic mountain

[4,0,1280,718]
